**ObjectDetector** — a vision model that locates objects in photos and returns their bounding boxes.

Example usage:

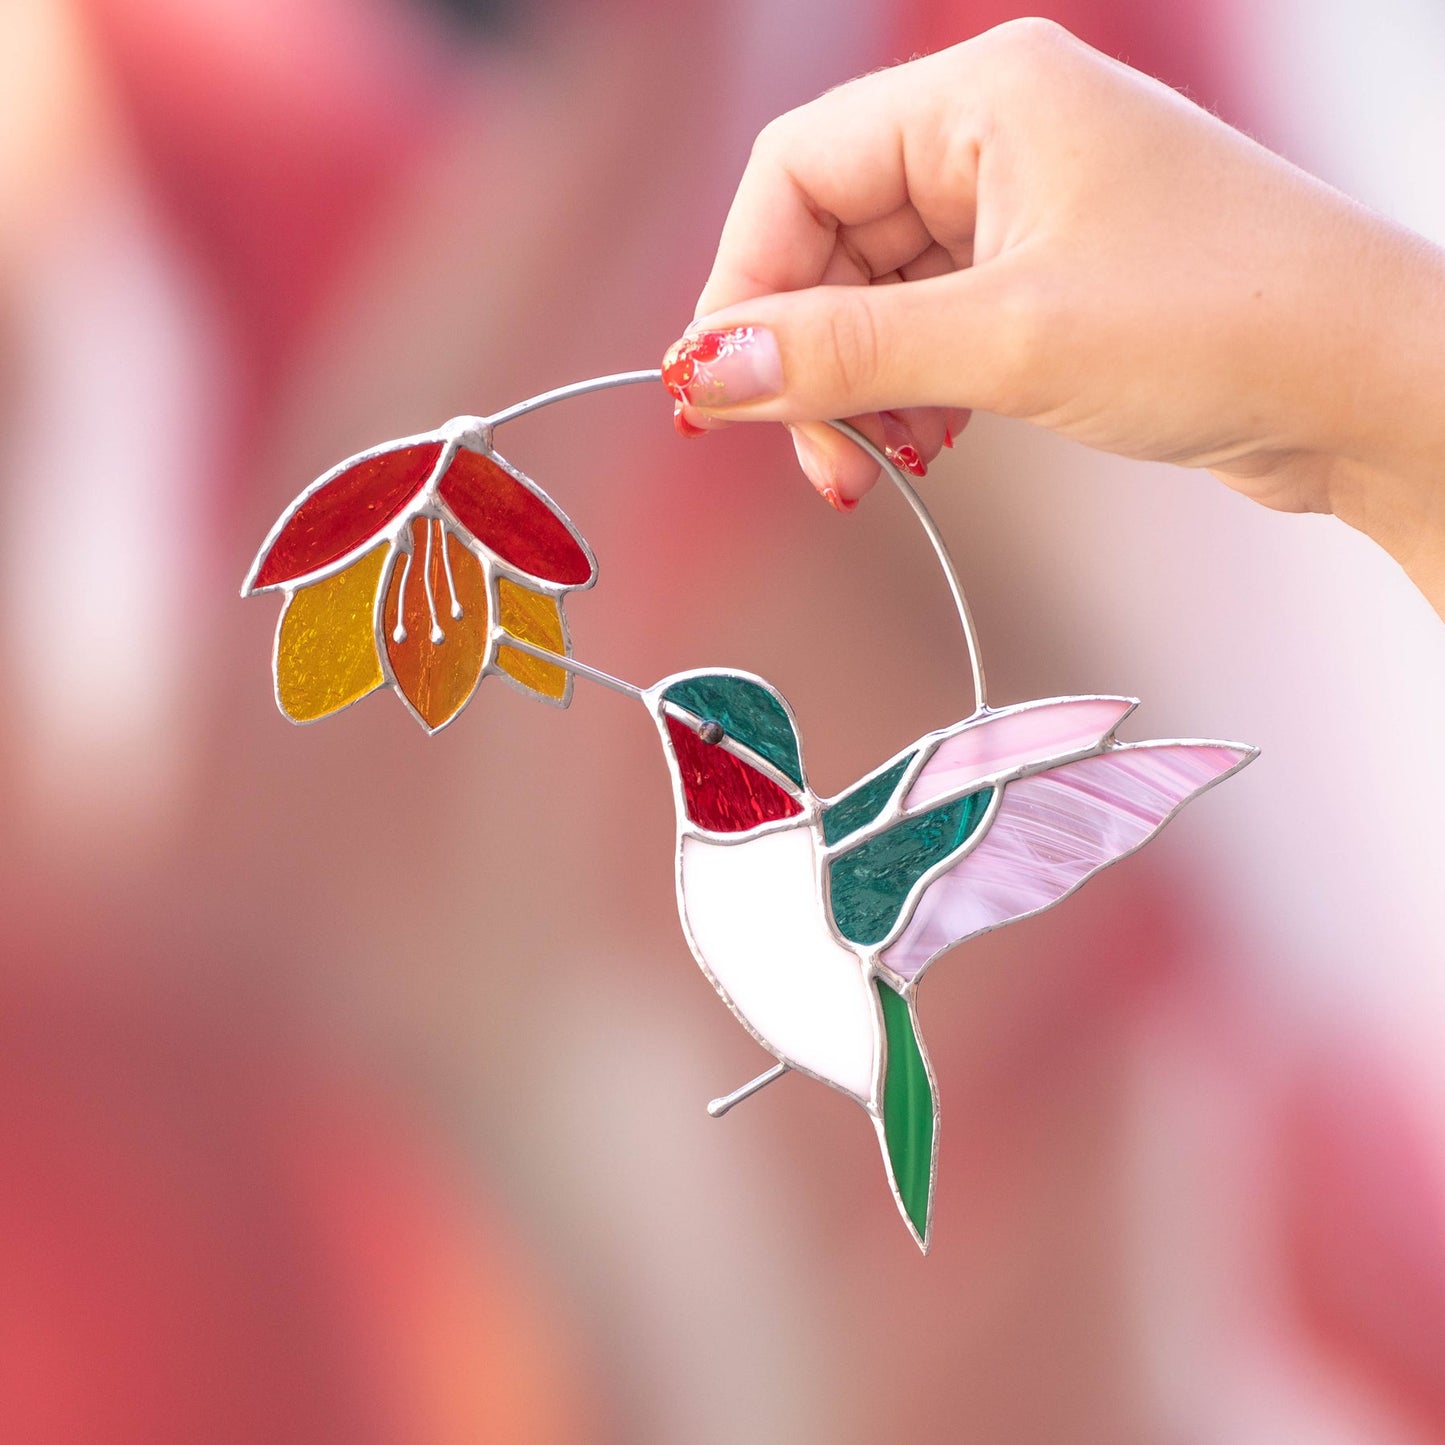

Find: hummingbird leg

[706,1062,791,1118]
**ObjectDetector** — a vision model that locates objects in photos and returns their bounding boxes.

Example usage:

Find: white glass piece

[903,697,1136,811]
[884,743,1251,981]
[679,828,879,1103]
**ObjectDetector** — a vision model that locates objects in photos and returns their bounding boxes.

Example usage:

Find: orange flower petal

[383,520,490,732]
[496,578,569,703]
[274,544,388,722]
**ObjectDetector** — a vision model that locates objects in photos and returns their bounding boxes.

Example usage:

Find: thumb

[661,265,1025,423]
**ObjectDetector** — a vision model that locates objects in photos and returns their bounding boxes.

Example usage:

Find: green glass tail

[875,980,937,1250]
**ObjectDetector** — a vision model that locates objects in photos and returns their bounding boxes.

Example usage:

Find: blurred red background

[3,1,1444,1441]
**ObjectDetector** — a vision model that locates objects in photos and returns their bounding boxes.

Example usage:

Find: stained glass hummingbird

[242,377,1257,1255]
[643,669,1254,1251]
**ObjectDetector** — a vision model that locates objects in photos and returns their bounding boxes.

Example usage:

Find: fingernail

[789,425,831,494]
[662,326,782,409]
[888,444,927,477]
[943,427,955,450]
[821,486,858,514]
[673,402,707,439]
[881,412,928,477]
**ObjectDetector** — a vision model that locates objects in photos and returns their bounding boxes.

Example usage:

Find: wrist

[1328,455,1445,617]
[1317,221,1445,613]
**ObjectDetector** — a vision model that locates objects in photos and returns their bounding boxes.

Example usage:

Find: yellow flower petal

[496,578,569,702]
[275,544,388,722]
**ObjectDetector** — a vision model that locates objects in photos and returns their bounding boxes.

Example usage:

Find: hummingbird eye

[698,720,725,746]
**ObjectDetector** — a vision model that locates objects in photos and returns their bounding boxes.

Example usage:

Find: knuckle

[987,16,1079,71]
[750,112,798,164]
[825,290,883,397]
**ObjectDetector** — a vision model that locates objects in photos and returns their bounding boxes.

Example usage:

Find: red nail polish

[663,330,729,401]
[661,340,696,397]
[880,411,928,477]
[943,428,955,450]
[821,486,858,513]
[673,403,707,439]
[660,327,781,407]
[886,444,928,478]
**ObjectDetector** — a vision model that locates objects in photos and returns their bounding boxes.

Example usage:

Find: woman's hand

[663,19,1445,610]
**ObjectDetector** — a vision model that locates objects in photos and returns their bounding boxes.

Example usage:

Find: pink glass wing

[902,697,1136,812]
[882,743,1252,981]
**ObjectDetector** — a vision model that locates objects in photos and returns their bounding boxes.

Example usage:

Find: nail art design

[673,402,707,439]
[886,444,928,478]
[821,486,859,514]
[662,327,782,409]
[881,412,928,478]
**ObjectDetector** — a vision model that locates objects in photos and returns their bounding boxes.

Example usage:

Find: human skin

[663,18,1445,616]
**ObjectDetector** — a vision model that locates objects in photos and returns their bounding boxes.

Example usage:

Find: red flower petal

[439,449,594,588]
[247,442,443,592]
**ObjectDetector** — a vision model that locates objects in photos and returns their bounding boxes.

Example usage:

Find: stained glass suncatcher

[243,370,1257,1253]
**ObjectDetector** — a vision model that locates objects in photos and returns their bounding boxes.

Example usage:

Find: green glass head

[658,672,804,787]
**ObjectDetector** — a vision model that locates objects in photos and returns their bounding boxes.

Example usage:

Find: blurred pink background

[3,1,1445,1441]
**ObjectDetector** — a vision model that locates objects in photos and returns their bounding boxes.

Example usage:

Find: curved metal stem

[826,420,987,713]
[488,370,986,712]
[485,369,664,429]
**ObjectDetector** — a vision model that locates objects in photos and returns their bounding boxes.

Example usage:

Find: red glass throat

[665,716,802,833]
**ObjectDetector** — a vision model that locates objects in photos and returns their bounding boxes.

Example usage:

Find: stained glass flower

[241,420,596,732]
